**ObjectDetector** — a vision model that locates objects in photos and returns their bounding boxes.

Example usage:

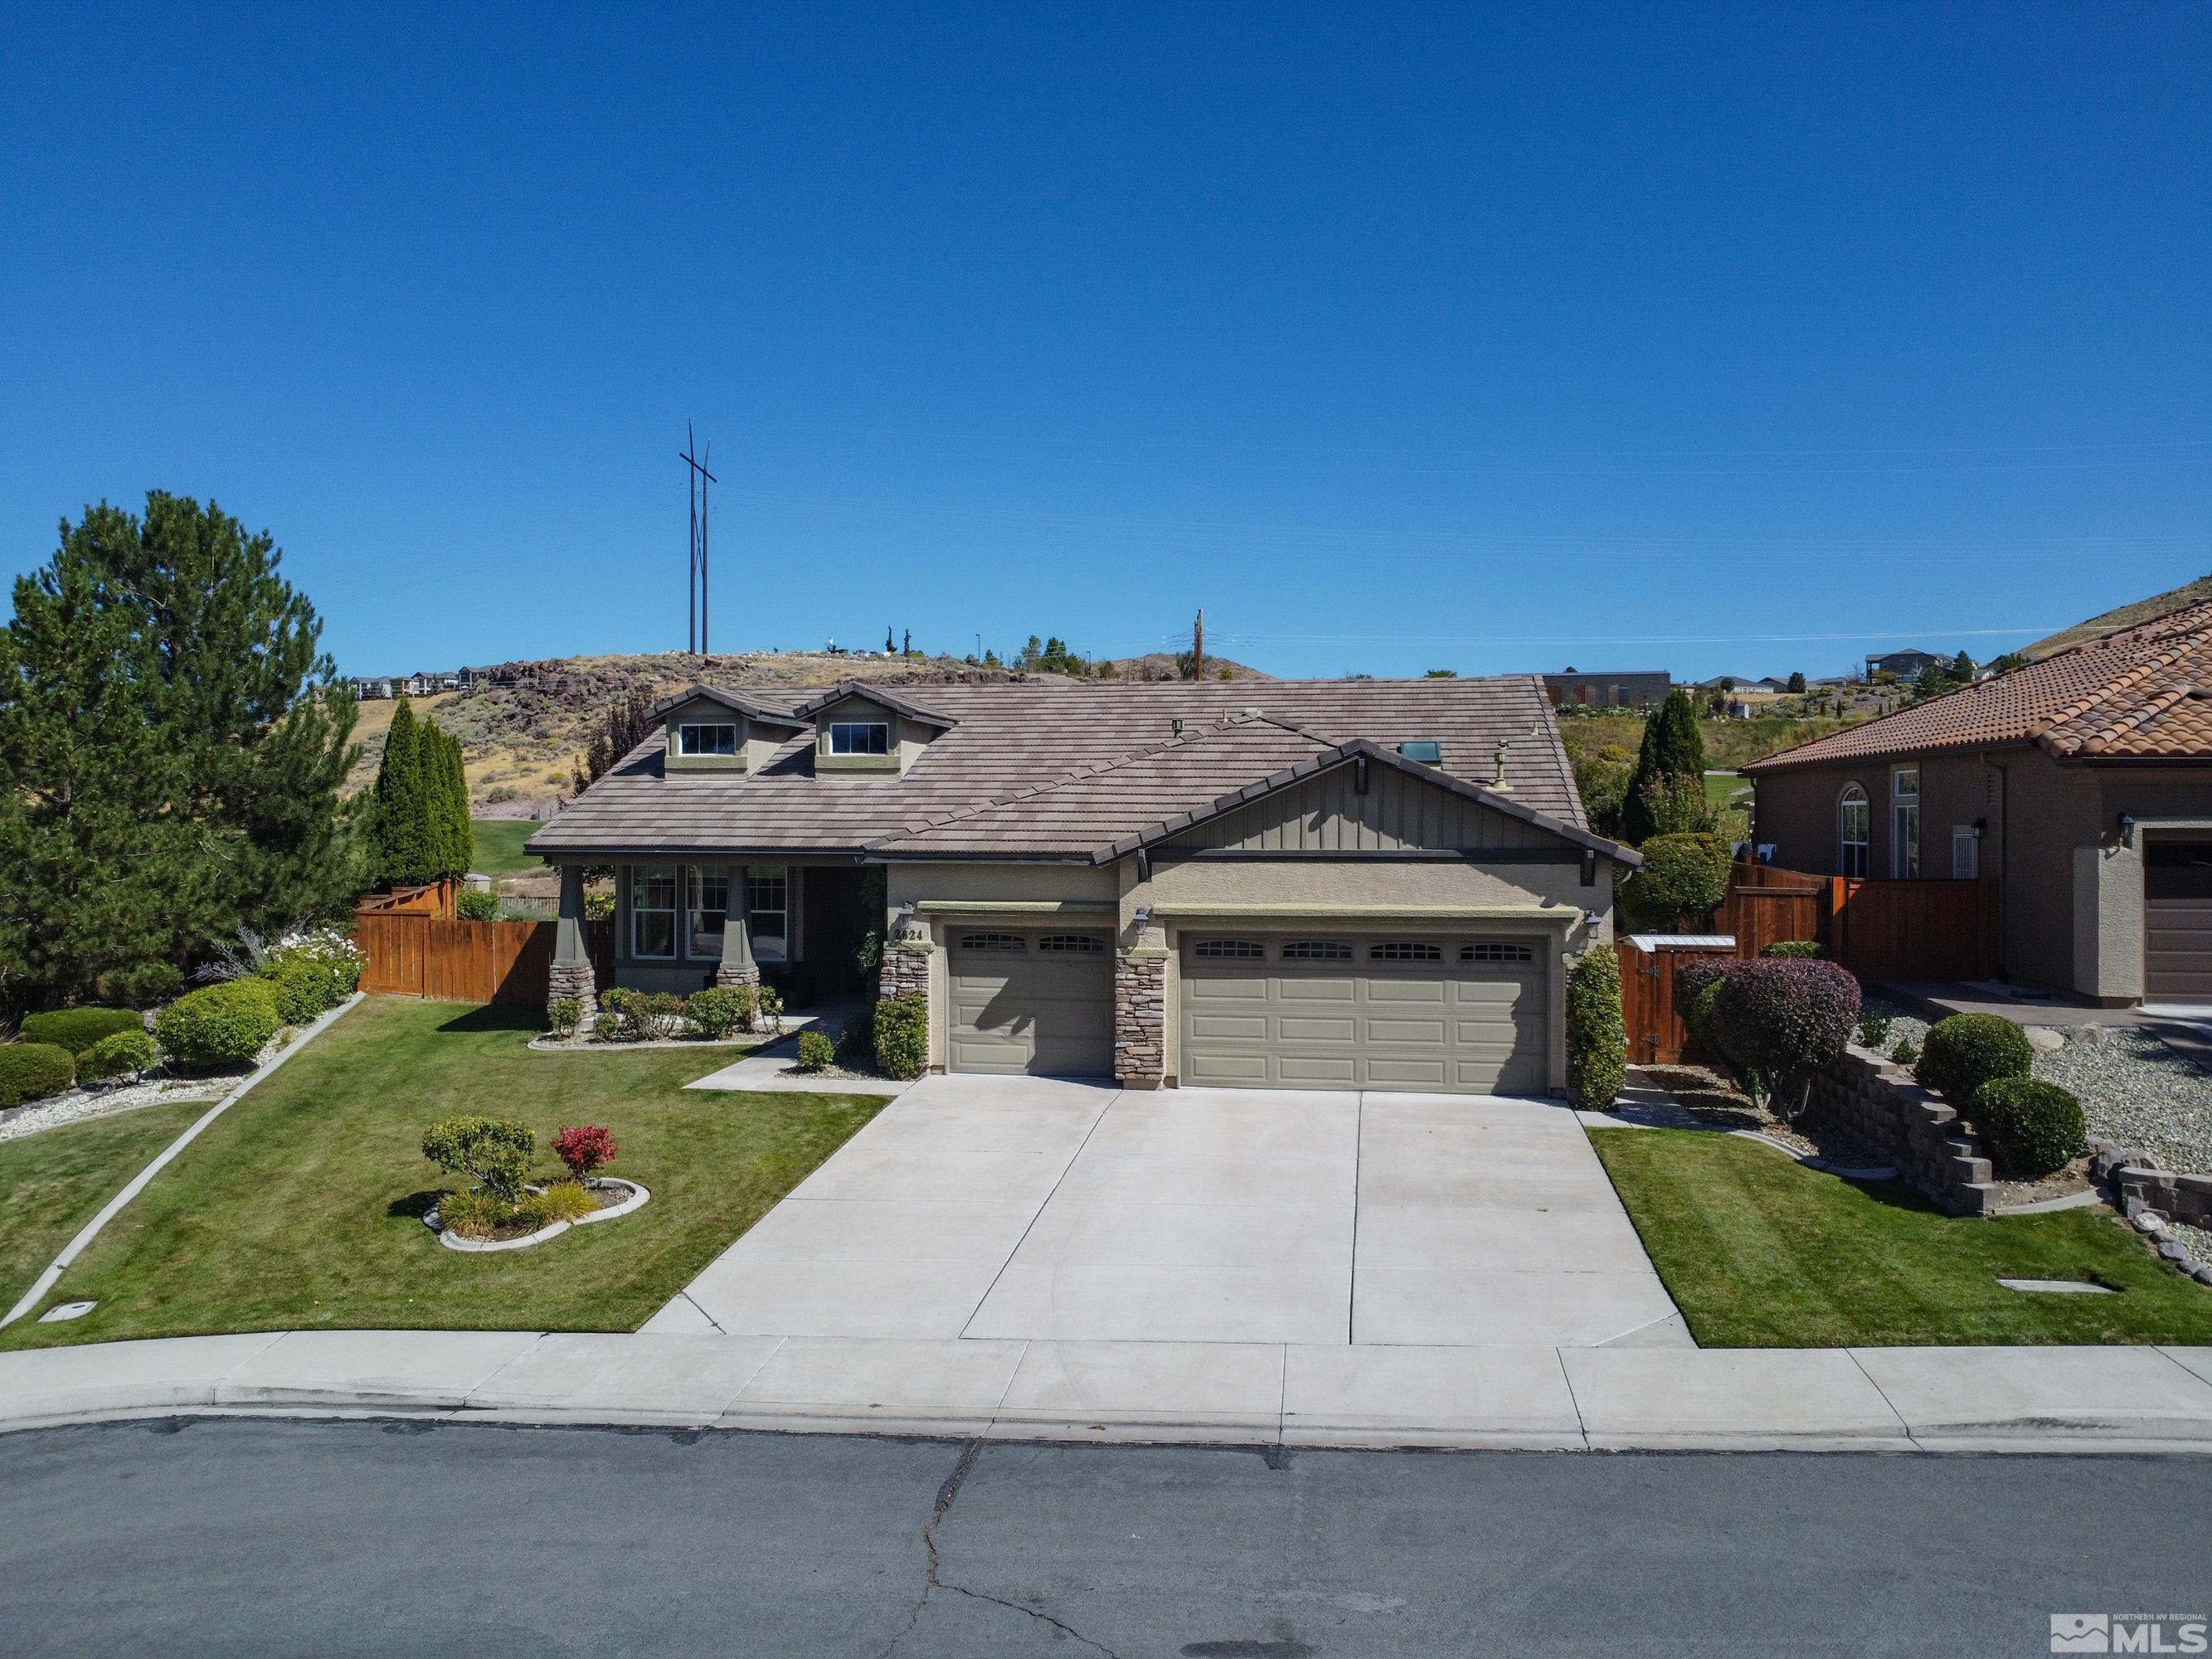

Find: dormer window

[829,722,891,757]
[676,723,737,757]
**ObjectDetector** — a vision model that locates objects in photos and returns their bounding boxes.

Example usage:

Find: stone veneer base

[1114,953,1166,1088]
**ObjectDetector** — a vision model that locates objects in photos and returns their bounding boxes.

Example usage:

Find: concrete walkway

[4,1330,2212,1451]
[651,1075,1688,1349]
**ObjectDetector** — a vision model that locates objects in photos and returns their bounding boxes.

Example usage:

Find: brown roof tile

[1744,600,2212,773]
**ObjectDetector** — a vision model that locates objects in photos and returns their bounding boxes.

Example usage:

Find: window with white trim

[1461,941,1534,963]
[1370,941,1442,961]
[1194,940,1265,959]
[688,868,727,959]
[1891,769,1920,878]
[1838,784,1869,878]
[958,932,1025,951]
[631,868,677,959]
[746,870,789,962]
[677,723,737,756]
[829,722,891,755]
[1037,935,1104,952]
[1281,941,1354,961]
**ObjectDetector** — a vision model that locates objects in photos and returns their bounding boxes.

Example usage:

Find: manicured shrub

[795,1029,835,1073]
[1690,977,1728,1058]
[874,992,927,1080]
[0,1043,76,1107]
[421,1115,536,1203]
[547,998,582,1039]
[253,930,362,1024]
[1971,1077,2087,1179]
[1708,958,1861,1115]
[552,1124,617,1180]
[1891,1037,1920,1065]
[636,991,685,1040]
[1565,945,1626,1111]
[1856,1011,1893,1050]
[1916,1014,2033,1106]
[593,987,678,1042]
[684,985,752,1039]
[455,887,502,922]
[1619,833,1730,932]
[22,1007,144,1054]
[76,1029,158,1082]
[515,1180,598,1230]
[1760,941,1822,959]
[156,979,281,1069]
[1670,957,1731,1054]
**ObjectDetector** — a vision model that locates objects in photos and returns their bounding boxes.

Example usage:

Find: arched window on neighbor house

[1838,783,1870,878]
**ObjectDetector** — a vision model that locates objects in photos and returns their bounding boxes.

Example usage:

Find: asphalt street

[0,1418,2201,1657]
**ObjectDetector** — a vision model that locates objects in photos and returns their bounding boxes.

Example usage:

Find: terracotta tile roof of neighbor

[528,677,1593,859]
[1747,600,2212,773]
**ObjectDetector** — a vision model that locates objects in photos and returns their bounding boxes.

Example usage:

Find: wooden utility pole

[1192,610,1205,682]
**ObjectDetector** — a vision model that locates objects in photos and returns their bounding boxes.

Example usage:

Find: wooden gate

[1620,939,1734,1066]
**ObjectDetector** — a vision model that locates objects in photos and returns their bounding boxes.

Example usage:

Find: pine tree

[373,698,430,884]
[425,722,473,878]
[1621,688,1709,844]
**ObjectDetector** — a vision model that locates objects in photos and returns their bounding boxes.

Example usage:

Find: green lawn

[0,1102,209,1317]
[469,818,542,877]
[1,998,887,1349]
[1593,1127,2212,1348]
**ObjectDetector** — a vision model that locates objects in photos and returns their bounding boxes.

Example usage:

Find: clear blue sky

[3,2,2206,682]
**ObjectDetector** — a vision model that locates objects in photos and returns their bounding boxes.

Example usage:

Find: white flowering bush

[253,927,364,1024]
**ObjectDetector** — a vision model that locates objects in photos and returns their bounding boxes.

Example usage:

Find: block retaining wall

[2090,1139,2212,1229]
[1807,1043,2001,1216]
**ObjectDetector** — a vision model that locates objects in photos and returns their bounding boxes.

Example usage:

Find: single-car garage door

[1180,935,1549,1094]
[948,930,1115,1076]
[2146,841,2212,1005]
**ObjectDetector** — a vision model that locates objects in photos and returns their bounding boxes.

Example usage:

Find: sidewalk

[4,1330,2210,1453]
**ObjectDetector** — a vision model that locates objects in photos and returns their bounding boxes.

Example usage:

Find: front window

[829,722,890,755]
[678,723,737,756]
[631,868,677,958]
[688,868,727,958]
[746,871,789,962]
[1839,785,1869,878]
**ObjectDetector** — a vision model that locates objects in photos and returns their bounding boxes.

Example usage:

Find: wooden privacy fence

[354,909,613,1005]
[354,880,459,920]
[1620,938,1734,1066]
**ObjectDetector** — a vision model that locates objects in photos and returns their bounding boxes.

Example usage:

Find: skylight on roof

[1398,741,1441,763]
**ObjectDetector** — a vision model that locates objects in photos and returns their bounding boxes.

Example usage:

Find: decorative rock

[2022,1025,2066,1054]
[2193,1264,2212,1285]
[2156,1238,2192,1262]
[2132,1211,2167,1234]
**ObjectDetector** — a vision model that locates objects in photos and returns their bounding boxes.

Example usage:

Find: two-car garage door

[1179,936,1549,1094]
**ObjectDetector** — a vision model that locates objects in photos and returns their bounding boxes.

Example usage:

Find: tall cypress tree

[1622,688,1709,844]
[374,697,429,884]
[425,722,473,878]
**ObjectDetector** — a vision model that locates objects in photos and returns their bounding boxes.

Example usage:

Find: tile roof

[1746,599,2212,773]
[527,676,1590,859]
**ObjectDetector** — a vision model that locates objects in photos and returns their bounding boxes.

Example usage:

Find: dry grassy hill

[345,648,1268,810]
[2022,574,2212,660]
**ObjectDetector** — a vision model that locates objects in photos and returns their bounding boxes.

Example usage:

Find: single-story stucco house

[525,677,1640,1094]
[1747,600,2212,1006]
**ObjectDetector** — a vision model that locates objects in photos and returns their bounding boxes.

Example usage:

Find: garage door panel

[949,934,1111,1078]
[1179,938,1549,1096]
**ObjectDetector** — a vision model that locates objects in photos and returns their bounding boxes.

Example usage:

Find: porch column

[717,864,760,987]
[547,864,599,1023]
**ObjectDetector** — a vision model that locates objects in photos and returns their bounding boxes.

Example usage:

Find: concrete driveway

[654,1076,1687,1349]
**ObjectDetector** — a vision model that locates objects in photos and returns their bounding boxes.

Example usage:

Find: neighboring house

[352,677,396,700]
[527,678,1641,1094]
[1539,669,1670,711]
[1748,601,2212,1006]
[1865,649,1942,679]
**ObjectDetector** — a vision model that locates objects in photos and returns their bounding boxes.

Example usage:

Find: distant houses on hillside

[1539,669,1670,710]
[351,669,477,699]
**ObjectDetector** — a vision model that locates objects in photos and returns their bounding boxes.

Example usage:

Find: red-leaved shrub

[1708,958,1861,1115]
[552,1124,617,1180]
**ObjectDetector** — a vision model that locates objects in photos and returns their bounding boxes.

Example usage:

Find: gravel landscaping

[0,1075,227,1145]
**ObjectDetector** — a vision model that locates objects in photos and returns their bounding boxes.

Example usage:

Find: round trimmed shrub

[421,1114,535,1204]
[795,1029,835,1073]
[1972,1078,2086,1178]
[1619,833,1731,932]
[1916,1013,2032,1106]
[1690,976,1728,1057]
[1708,958,1861,1112]
[683,985,751,1039]
[76,1029,159,1082]
[0,1043,76,1107]
[874,992,927,1081]
[1565,945,1626,1111]
[20,1007,143,1055]
[260,956,340,1024]
[156,979,282,1069]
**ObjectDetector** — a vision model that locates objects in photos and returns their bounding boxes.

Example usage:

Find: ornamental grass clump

[1707,958,1861,1117]
[1971,1078,2086,1179]
[157,979,281,1069]
[1916,1014,2033,1107]
[1565,945,1626,1112]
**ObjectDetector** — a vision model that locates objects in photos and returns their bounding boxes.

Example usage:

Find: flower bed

[425,1177,650,1253]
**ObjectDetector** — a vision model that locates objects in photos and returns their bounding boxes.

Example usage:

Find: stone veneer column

[547,864,599,1024]
[1114,951,1167,1089]
[880,940,933,1001]
[716,864,760,988]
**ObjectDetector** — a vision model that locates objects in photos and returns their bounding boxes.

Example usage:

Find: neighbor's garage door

[2145,841,2212,1004]
[1179,935,1549,1094]
[947,930,1115,1076]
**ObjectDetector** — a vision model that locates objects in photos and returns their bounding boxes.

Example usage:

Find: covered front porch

[547,858,882,1012]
